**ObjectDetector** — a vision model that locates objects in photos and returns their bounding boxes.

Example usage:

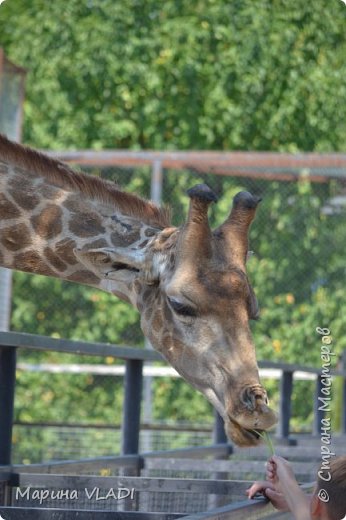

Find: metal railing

[0,331,346,467]
[0,444,317,519]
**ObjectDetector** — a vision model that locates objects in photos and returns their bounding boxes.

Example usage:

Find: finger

[272,455,285,466]
[266,468,275,479]
[246,482,266,498]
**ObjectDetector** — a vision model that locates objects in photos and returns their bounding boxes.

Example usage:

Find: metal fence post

[150,159,163,205]
[213,411,228,444]
[121,359,143,455]
[0,49,27,336]
[313,375,324,436]
[141,159,163,452]
[0,346,16,465]
[276,371,293,440]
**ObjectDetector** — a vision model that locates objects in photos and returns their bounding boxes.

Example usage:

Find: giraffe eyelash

[167,297,197,318]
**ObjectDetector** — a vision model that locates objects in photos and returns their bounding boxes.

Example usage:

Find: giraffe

[0,134,277,447]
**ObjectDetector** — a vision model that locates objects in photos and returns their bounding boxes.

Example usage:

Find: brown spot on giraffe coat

[110,229,141,247]
[1,224,32,251]
[55,238,78,265]
[0,194,21,220]
[44,247,68,272]
[69,212,105,237]
[14,250,56,276]
[8,177,40,210]
[32,205,63,239]
[67,270,100,285]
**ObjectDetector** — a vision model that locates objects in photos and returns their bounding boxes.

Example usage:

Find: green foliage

[153,378,213,422]
[11,273,142,345]
[1,0,346,151]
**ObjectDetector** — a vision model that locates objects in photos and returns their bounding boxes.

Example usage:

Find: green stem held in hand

[253,430,275,456]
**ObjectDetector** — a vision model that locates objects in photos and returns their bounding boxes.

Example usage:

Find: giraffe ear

[74,247,146,279]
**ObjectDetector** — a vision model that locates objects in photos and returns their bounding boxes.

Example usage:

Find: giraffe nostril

[242,386,268,410]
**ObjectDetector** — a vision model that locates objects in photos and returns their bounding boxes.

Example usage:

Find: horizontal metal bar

[17,362,338,379]
[181,499,276,520]
[0,332,162,362]
[13,421,213,433]
[182,484,316,520]
[1,332,345,376]
[0,507,182,520]
[259,360,345,377]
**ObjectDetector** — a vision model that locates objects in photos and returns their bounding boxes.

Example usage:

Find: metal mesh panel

[12,423,212,464]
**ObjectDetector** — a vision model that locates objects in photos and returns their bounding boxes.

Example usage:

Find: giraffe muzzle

[224,384,277,447]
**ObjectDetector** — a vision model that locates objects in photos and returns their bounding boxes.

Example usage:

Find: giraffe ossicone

[0,134,277,447]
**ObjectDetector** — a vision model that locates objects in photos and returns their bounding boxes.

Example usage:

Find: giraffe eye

[167,297,197,318]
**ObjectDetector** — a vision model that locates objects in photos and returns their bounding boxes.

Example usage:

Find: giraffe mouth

[111,262,140,273]
[226,416,264,447]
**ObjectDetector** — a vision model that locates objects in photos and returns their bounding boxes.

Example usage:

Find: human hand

[264,456,310,520]
[246,480,289,511]
[266,455,297,491]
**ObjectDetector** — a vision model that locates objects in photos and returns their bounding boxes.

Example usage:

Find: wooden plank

[0,455,140,474]
[143,458,318,478]
[0,445,231,474]
[0,507,182,520]
[143,445,232,460]
[231,446,321,461]
[293,435,346,449]
[0,332,162,362]
[9,475,253,495]
[46,149,346,172]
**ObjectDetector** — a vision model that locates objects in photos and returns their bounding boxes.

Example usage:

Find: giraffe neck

[0,158,163,305]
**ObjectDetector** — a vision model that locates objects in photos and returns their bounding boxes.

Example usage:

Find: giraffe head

[0,137,275,446]
[77,184,277,446]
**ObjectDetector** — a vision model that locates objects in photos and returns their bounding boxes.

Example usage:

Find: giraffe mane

[0,134,171,228]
